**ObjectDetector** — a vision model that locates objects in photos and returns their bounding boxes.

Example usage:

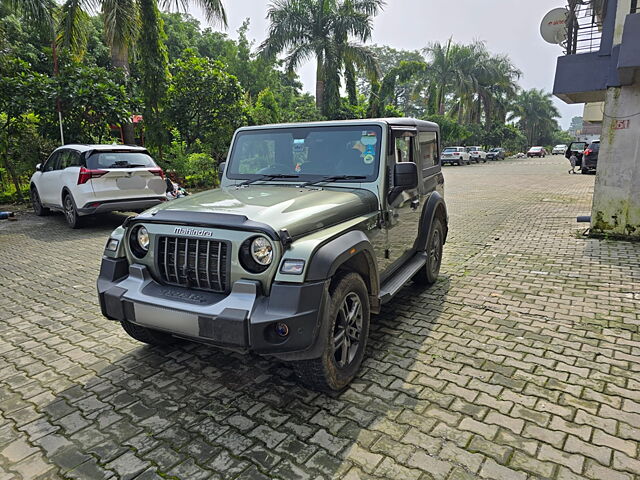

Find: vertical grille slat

[194,239,201,289]
[157,235,227,293]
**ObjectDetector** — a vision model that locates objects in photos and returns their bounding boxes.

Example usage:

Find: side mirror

[218,162,226,183]
[388,162,418,204]
[35,163,42,172]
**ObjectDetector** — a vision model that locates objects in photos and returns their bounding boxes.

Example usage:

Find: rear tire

[63,193,83,229]
[293,273,370,392]
[121,320,178,346]
[414,217,445,286]
[457,159,462,166]
[31,187,50,216]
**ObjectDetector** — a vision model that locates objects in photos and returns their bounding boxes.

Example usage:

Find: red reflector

[77,167,107,184]
[148,168,165,178]
[88,202,101,208]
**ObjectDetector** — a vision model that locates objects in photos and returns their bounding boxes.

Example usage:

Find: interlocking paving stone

[1,157,640,479]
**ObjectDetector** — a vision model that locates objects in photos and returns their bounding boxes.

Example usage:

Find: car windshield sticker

[360,132,377,164]
[293,139,305,152]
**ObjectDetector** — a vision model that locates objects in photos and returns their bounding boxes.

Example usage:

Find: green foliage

[138,0,170,153]
[260,0,384,116]
[424,114,470,146]
[509,88,560,146]
[166,53,246,158]
[251,89,281,125]
[54,63,133,143]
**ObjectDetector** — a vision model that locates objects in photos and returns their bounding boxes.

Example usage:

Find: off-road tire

[121,320,178,346]
[414,217,445,286]
[63,193,83,229]
[457,159,462,166]
[31,187,50,216]
[293,273,370,392]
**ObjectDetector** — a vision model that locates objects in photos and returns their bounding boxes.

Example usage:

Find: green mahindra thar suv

[97,118,448,391]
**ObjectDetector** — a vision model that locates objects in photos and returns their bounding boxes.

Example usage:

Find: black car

[581,140,600,174]
[486,148,505,160]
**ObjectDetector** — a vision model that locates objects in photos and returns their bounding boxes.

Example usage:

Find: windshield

[490,148,500,152]
[87,152,157,169]
[443,148,459,153]
[227,125,383,182]
[530,147,542,151]
[588,142,600,151]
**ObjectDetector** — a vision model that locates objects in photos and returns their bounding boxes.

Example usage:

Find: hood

[142,185,378,238]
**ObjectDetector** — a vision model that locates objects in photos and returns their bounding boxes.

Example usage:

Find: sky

[188,0,584,129]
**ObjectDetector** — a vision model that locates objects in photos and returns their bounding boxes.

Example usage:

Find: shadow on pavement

[35,277,449,479]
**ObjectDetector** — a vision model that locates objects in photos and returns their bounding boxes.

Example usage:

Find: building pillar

[590,82,640,236]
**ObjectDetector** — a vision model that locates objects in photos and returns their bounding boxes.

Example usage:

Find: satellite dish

[540,8,568,44]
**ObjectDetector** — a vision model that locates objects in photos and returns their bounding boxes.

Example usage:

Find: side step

[379,252,427,304]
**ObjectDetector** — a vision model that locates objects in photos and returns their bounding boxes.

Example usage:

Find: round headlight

[129,225,150,258]
[251,237,273,266]
[137,226,150,251]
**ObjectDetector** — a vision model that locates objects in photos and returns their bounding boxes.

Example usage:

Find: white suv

[30,145,168,228]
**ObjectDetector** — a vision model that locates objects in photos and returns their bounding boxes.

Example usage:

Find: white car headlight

[251,237,273,266]
[137,226,150,251]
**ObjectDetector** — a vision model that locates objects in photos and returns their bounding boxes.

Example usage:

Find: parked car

[466,146,487,163]
[552,144,567,155]
[30,145,167,228]
[441,146,471,165]
[486,148,505,161]
[577,140,599,174]
[527,146,547,158]
[565,141,587,169]
[97,118,449,392]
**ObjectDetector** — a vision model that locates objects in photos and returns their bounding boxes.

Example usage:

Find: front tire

[63,193,83,229]
[293,273,370,392]
[121,320,178,346]
[31,187,50,216]
[414,217,445,286]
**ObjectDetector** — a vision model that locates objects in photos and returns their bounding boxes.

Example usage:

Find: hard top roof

[237,117,440,132]
[55,144,148,153]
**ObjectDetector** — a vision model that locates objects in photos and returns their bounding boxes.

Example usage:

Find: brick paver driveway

[1,157,639,480]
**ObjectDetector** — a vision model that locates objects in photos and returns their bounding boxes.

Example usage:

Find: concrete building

[553,0,640,237]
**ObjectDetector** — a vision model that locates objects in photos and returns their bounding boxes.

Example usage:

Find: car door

[383,129,422,278]
[38,151,63,206]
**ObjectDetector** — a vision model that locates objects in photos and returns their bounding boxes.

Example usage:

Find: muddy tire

[414,217,445,286]
[293,273,370,392]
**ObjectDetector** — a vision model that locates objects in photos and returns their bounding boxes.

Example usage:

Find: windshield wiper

[238,174,300,186]
[300,175,367,188]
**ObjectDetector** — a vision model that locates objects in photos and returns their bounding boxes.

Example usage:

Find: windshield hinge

[279,229,293,250]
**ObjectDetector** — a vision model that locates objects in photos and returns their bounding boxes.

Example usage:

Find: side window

[43,152,61,172]
[418,132,438,169]
[394,136,414,163]
[60,150,81,169]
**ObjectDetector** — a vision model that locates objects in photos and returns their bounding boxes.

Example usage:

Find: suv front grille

[157,236,228,293]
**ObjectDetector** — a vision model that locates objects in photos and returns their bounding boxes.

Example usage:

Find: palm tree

[509,89,560,146]
[260,0,384,115]
[367,60,425,118]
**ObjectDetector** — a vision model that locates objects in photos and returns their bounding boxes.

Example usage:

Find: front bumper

[97,257,328,358]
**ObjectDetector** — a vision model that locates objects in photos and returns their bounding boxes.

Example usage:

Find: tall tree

[509,88,560,146]
[260,0,384,116]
